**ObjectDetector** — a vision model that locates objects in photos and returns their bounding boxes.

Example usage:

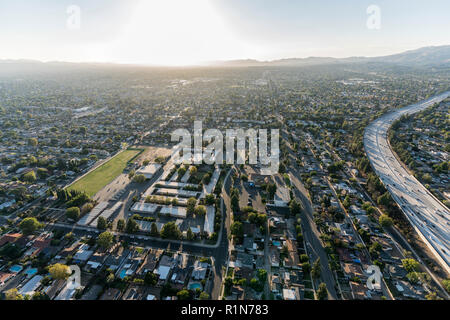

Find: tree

[187,197,197,215]
[266,183,277,199]
[250,278,264,292]
[231,194,240,212]
[97,231,113,249]
[150,222,159,237]
[18,217,43,235]
[402,258,420,273]
[65,192,90,208]
[425,292,442,300]
[189,166,197,175]
[66,207,80,221]
[105,273,115,284]
[49,263,70,280]
[224,277,233,296]
[177,289,190,300]
[126,218,140,234]
[202,173,211,185]
[128,169,135,179]
[407,272,429,284]
[187,228,195,241]
[379,214,393,228]
[343,196,351,209]
[369,241,382,258]
[116,219,125,232]
[97,217,107,230]
[178,166,187,177]
[205,194,215,205]
[22,171,36,183]
[422,173,432,184]
[28,138,38,147]
[0,243,21,259]
[257,269,267,282]
[199,292,209,300]
[144,272,158,286]
[4,288,23,300]
[299,254,308,263]
[161,222,181,239]
[377,192,391,207]
[442,279,450,294]
[194,205,206,217]
[289,199,302,215]
[31,292,49,300]
[317,283,328,300]
[311,258,321,279]
[64,232,75,242]
[230,221,243,238]
[281,245,289,258]
[133,174,146,183]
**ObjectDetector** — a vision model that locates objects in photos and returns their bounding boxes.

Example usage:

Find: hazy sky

[0,0,449,65]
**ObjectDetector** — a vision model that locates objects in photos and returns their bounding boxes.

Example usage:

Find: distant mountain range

[209,45,450,67]
[1,45,450,68]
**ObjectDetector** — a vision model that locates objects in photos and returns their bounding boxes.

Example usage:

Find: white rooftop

[203,206,216,235]
[136,164,162,179]
[160,206,187,218]
[131,202,158,214]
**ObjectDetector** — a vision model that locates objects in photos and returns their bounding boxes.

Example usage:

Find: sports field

[67,148,142,197]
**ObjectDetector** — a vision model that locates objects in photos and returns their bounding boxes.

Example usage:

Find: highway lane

[321,141,450,297]
[364,91,450,275]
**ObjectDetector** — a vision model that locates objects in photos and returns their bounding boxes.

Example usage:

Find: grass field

[67,148,143,197]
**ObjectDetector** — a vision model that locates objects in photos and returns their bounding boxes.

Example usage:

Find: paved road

[210,167,233,299]
[288,172,338,299]
[282,133,338,299]
[364,91,450,275]
[47,167,233,299]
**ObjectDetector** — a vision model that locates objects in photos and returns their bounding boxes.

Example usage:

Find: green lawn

[67,149,142,197]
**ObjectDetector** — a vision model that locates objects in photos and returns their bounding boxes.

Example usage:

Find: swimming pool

[119,269,128,279]
[25,268,38,277]
[188,282,202,290]
[272,241,281,247]
[9,265,23,273]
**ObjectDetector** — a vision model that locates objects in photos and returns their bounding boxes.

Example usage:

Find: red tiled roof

[0,233,23,247]
[0,272,14,284]
[30,237,52,256]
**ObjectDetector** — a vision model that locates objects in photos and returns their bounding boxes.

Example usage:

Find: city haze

[1,0,450,65]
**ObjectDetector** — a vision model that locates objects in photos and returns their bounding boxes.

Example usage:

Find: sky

[0,0,449,65]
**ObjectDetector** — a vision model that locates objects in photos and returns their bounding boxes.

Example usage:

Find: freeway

[364,91,450,275]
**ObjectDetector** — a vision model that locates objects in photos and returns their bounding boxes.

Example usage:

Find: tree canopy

[97,231,114,249]
[18,217,43,235]
[49,263,71,280]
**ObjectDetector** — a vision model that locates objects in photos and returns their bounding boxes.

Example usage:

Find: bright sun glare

[94,0,247,66]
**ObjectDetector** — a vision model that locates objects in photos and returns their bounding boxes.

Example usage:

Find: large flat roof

[204,206,216,235]
[137,164,162,176]
[131,202,158,214]
[160,206,187,218]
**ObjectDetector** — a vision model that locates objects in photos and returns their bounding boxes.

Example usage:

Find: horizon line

[1,44,449,68]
